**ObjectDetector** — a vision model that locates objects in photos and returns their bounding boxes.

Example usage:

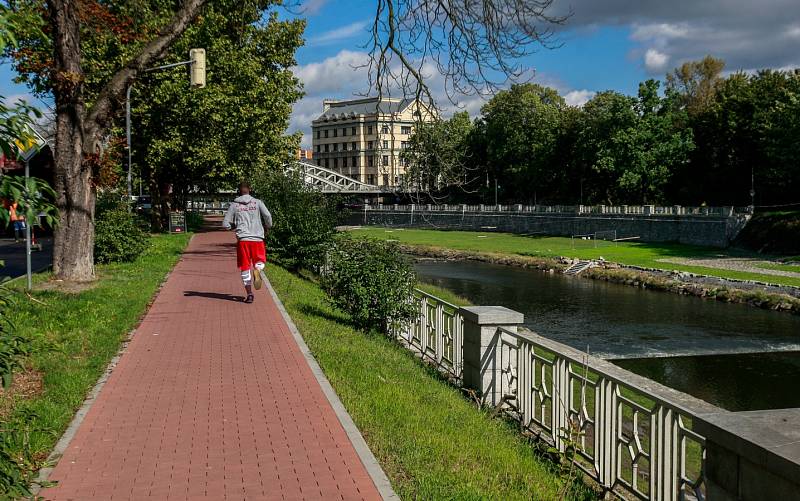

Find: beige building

[311,97,434,186]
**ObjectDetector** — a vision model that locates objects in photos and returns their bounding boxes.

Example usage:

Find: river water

[413,260,800,411]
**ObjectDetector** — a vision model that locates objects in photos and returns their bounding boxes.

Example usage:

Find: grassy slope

[266,265,595,500]
[2,233,191,474]
[355,227,800,287]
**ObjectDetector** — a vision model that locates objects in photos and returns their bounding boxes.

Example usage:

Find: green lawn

[354,227,800,287]
[266,265,596,500]
[0,233,191,489]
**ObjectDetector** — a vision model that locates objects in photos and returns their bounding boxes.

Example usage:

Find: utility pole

[494,178,498,207]
[750,166,755,211]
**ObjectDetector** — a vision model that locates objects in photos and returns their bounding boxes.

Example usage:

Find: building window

[382,140,389,149]
[367,125,373,135]
[342,157,348,168]
[401,126,412,135]
[324,158,329,168]
[333,143,338,151]
[352,141,357,150]
[401,141,409,149]
[316,130,321,139]
[352,156,358,167]
[333,158,338,168]
[383,174,389,185]
[324,130,329,138]
[341,128,346,136]
[381,125,389,133]
[342,142,347,151]
[315,145,320,152]
[368,156,374,167]
[368,174,376,184]
[382,155,389,166]
[351,127,356,135]
[367,141,373,150]
[316,159,321,166]
[333,128,338,138]
[324,144,329,152]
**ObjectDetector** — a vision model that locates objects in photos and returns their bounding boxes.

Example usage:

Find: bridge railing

[366,204,746,216]
[392,290,733,500]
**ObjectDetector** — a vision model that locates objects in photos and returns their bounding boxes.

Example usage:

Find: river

[413,259,800,411]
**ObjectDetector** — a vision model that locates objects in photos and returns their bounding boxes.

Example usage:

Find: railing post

[653,406,680,500]
[458,306,524,407]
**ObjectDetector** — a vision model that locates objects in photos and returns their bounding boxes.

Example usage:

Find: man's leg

[252,241,267,290]
[237,240,255,303]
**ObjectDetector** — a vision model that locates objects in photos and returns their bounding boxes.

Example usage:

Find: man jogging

[222,182,273,304]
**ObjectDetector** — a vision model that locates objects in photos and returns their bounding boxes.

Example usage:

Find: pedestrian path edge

[263,277,400,501]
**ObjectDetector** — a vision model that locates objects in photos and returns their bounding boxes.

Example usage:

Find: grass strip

[353,228,800,287]
[266,265,596,500]
[1,233,191,482]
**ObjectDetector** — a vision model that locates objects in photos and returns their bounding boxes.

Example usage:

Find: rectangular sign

[169,211,186,233]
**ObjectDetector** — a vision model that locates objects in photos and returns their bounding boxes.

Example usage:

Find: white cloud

[554,0,800,75]
[307,19,370,46]
[564,90,596,107]
[4,93,35,106]
[631,23,690,41]
[299,0,327,15]
[644,48,670,72]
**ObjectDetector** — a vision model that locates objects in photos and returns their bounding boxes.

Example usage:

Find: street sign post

[14,130,46,290]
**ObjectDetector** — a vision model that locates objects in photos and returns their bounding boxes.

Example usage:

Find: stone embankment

[401,244,800,315]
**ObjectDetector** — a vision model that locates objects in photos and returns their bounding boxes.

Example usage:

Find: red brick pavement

[40,231,384,501]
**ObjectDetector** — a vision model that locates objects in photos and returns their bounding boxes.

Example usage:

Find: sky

[2,0,799,148]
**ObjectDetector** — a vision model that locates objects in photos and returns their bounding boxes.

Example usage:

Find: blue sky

[3,0,798,148]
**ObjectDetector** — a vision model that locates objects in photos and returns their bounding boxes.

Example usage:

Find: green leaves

[0,176,58,229]
[255,172,338,271]
[321,237,418,334]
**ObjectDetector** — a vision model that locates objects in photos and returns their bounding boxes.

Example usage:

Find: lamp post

[125,49,207,205]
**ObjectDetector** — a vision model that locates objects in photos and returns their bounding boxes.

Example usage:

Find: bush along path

[0,233,190,497]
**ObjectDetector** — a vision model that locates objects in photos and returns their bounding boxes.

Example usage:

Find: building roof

[313,97,416,123]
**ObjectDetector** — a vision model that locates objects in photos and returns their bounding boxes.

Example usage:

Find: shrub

[254,172,340,271]
[94,208,150,264]
[321,237,418,333]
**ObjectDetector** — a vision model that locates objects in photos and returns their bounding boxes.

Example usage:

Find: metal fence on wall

[395,289,712,500]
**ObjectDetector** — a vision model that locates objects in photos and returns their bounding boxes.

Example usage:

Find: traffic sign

[14,131,45,162]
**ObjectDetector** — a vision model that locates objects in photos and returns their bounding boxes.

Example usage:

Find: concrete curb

[264,277,400,501]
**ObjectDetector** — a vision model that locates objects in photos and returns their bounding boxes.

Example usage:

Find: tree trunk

[47,0,209,280]
[49,0,96,281]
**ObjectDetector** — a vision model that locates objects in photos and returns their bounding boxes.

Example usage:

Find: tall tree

[476,83,566,203]
[131,5,304,228]
[8,0,211,281]
[665,55,725,116]
[401,111,474,196]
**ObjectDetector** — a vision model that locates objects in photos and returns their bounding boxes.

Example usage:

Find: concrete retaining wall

[346,209,751,248]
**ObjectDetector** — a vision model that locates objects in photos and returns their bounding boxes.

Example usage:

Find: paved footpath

[40,230,389,500]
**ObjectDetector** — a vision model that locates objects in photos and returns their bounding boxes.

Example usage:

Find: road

[0,236,53,281]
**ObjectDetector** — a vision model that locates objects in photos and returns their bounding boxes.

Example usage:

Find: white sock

[241,269,252,286]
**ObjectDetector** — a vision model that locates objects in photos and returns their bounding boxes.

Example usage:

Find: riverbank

[397,243,800,315]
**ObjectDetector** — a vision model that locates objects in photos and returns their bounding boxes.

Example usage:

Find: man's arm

[222,203,236,229]
[259,201,273,229]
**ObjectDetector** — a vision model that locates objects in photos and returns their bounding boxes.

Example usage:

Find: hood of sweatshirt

[233,194,254,204]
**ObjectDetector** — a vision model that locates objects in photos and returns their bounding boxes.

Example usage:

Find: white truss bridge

[285,161,397,194]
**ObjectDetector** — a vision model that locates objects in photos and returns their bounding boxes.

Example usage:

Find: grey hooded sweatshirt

[222,195,273,241]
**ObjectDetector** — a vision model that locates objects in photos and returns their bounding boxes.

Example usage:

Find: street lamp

[126,49,207,202]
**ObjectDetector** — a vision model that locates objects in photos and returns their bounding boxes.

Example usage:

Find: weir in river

[413,259,800,412]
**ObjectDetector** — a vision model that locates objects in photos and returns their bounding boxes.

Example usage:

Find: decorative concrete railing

[395,290,800,500]
[366,204,750,217]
